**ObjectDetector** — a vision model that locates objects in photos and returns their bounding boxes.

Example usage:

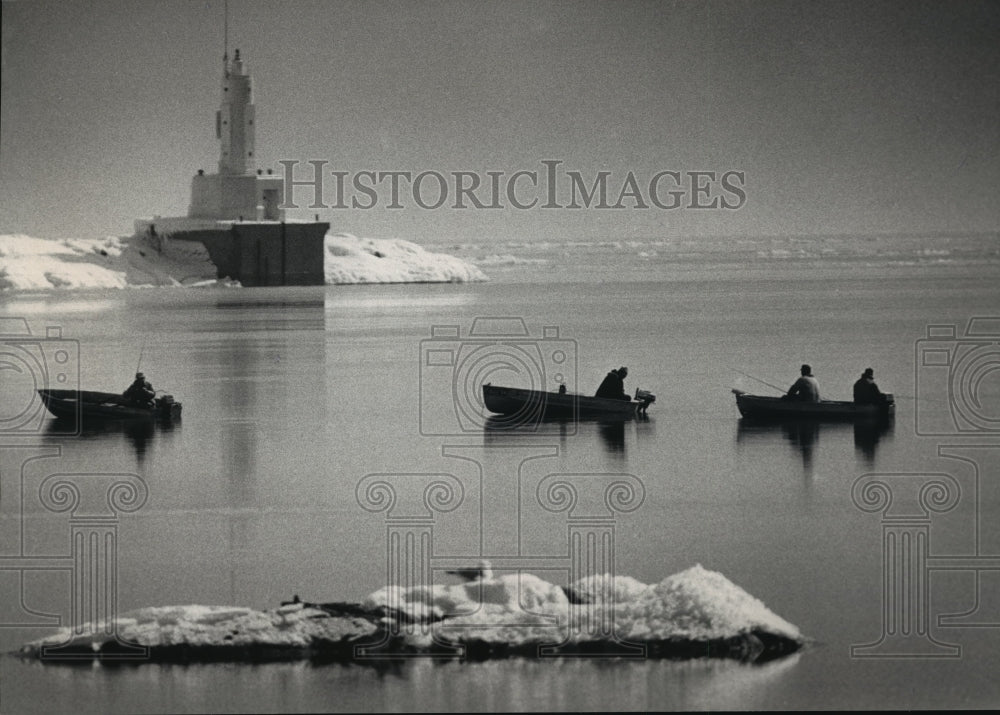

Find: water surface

[2,242,999,711]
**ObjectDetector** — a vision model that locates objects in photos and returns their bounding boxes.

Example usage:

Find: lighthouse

[186,49,284,223]
[218,48,255,176]
[135,48,328,285]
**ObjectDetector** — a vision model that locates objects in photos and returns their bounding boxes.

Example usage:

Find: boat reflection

[852,417,893,465]
[483,413,652,457]
[42,416,179,465]
[598,419,626,454]
[736,416,893,472]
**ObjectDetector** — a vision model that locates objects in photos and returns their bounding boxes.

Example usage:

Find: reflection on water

[326,294,475,311]
[4,274,996,712]
[483,415,570,449]
[736,417,894,474]
[780,421,820,473]
[598,419,626,454]
[214,299,325,309]
[42,417,179,466]
[11,651,802,712]
[482,414,653,457]
[853,416,894,465]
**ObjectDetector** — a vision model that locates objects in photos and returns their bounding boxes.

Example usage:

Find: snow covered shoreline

[18,565,805,664]
[0,232,486,290]
[324,233,486,284]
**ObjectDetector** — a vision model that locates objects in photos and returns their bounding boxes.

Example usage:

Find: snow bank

[0,232,486,290]
[18,565,803,663]
[0,233,223,290]
[325,233,487,284]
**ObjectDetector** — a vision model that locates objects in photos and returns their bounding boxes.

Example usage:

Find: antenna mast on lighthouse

[223,0,229,75]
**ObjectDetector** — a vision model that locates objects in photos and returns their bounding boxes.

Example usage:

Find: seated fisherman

[785,364,820,402]
[123,372,155,406]
[853,367,887,404]
[595,366,631,401]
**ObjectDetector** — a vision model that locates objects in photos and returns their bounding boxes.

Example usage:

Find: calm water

[1,243,999,711]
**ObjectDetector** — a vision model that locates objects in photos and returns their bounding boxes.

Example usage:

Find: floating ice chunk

[20,603,376,657]
[19,566,804,662]
[566,573,650,604]
[364,571,568,624]
[614,564,802,642]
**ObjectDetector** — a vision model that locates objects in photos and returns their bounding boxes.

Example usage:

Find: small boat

[732,389,893,421]
[38,389,182,422]
[483,383,654,420]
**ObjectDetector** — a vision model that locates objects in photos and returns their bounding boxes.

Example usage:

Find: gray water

[1,243,999,711]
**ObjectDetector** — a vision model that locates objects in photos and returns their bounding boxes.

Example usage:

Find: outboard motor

[155,394,183,420]
[635,388,656,413]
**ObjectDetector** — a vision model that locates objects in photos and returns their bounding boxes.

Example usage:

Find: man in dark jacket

[123,372,155,406]
[785,364,820,402]
[595,366,631,401]
[853,367,886,404]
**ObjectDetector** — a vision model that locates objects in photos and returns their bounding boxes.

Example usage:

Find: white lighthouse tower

[218,48,255,176]
[185,49,284,222]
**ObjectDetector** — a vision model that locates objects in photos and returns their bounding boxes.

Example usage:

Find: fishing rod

[730,367,787,394]
[136,337,146,375]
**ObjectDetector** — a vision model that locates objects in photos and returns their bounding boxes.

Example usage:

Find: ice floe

[18,565,804,663]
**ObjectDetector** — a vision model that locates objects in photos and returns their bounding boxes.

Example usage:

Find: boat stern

[155,394,183,420]
[635,388,656,413]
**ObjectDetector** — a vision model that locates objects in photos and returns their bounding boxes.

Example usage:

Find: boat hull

[38,389,182,421]
[732,389,893,421]
[483,384,645,420]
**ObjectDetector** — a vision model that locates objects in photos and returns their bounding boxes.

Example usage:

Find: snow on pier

[0,232,486,290]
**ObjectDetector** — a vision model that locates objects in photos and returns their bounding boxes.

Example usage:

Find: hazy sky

[1,0,997,241]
